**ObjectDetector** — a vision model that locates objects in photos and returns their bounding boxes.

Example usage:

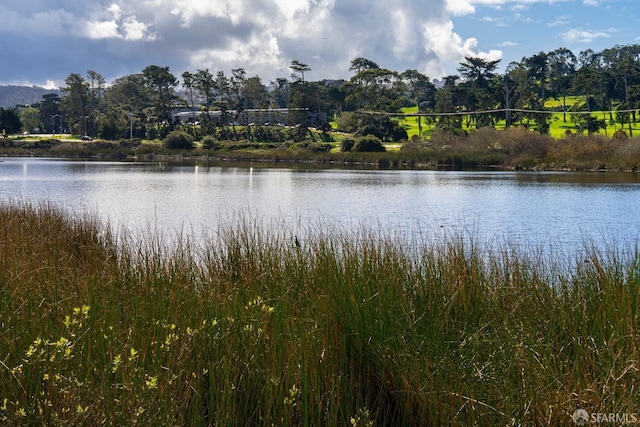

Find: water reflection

[1,158,640,257]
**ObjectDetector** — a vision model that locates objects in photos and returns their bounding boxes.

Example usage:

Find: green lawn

[398,98,640,140]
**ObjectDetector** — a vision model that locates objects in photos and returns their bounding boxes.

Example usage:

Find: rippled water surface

[2,157,640,256]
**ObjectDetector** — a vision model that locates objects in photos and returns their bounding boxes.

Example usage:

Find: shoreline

[1,150,637,173]
[3,127,640,172]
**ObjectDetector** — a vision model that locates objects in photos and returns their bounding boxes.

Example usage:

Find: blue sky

[0,0,638,88]
[456,1,640,68]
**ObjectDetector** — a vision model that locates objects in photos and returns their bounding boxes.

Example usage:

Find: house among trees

[171,108,327,127]
[171,109,227,124]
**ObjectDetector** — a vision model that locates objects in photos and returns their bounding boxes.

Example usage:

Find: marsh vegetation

[1,202,638,425]
[5,125,640,172]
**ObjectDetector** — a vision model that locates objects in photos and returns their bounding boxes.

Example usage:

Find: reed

[0,202,638,425]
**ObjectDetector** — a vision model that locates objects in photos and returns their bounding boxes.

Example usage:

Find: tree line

[3,43,640,141]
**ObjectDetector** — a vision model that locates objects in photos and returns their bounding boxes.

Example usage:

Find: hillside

[0,85,60,108]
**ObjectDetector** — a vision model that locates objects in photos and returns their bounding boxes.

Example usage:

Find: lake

[2,157,640,258]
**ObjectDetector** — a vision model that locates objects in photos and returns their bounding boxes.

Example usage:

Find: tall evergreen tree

[60,73,89,135]
[142,65,178,136]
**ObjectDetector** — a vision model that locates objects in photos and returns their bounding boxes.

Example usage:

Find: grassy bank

[6,125,640,172]
[1,203,639,425]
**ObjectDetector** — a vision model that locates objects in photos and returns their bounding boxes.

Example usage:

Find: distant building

[242,108,327,126]
[171,108,327,126]
[171,109,228,124]
[242,108,289,125]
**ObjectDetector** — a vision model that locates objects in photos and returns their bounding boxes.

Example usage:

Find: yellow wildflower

[163,332,178,347]
[111,354,122,373]
[128,347,138,361]
[145,375,158,390]
[25,344,37,359]
[55,336,70,348]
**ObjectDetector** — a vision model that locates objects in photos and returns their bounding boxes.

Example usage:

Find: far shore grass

[5,125,640,172]
[399,96,640,140]
[1,201,639,425]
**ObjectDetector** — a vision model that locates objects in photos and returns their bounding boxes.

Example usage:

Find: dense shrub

[399,140,425,152]
[340,137,356,152]
[252,125,286,143]
[335,111,359,133]
[0,137,15,147]
[0,107,21,134]
[15,139,59,149]
[319,131,334,142]
[389,125,408,141]
[289,141,332,152]
[163,130,194,150]
[352,136,386,152]
[287,125,309,142]
[134,144,161,155]
[118,138,143,148]
[613,129,629,139]
[200,135,223,150]
[355,125,384,139]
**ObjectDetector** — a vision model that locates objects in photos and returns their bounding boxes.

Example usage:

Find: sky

[0,0,639,89]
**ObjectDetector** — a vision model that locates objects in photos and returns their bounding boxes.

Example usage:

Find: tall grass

[0,202,639,425]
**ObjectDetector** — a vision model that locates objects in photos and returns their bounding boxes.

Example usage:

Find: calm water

[2,157,640,256]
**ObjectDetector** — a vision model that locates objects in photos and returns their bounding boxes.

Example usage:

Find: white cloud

[189,32,285,75]
[422,19,502,77]
[154,0,503,79]
[3,0,625,87]
[81,3,156,41]
[547,16,570,27]
[468,0,574,4]
[445,0,476,15]
[122,17,155,41]
[169,0,242,26]
[272,0,313,20]
[43,80,60,90]
[561,28,611,43]
[85,20,120,39]
[391,10,415,57]
[513,12,533,23]
[480,16,509,27]
[107,4,122,21]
